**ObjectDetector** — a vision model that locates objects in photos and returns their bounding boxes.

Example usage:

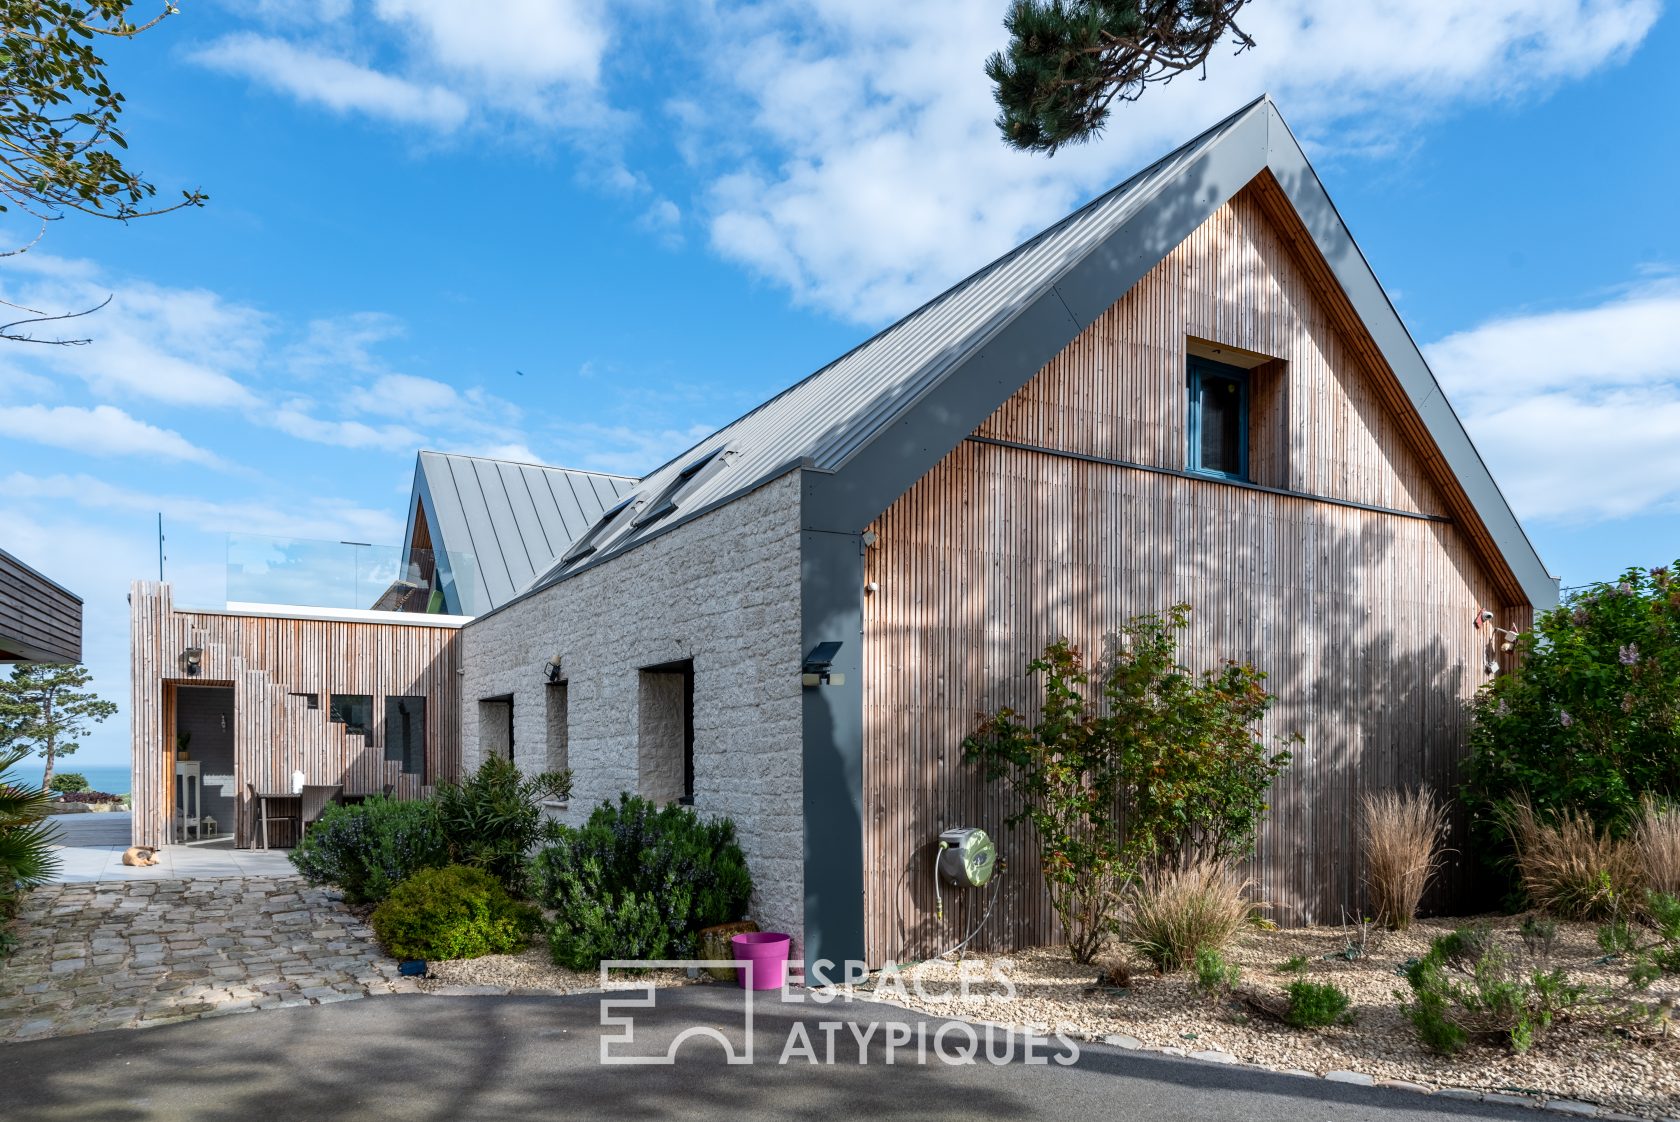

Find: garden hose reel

[937,827,997,889]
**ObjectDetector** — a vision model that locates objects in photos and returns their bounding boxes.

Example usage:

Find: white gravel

[866,916,1680,1119]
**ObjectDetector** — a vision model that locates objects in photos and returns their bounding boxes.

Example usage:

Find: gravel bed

[868,917,1680,1119]
[417,944,700,994]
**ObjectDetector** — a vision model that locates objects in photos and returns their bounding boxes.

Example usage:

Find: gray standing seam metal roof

[410,451,637,612]
[514,94,1553,609]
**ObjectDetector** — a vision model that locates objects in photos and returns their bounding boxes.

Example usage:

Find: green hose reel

[937,827,997,888]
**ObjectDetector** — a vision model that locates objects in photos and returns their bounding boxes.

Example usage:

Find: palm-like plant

[0,744,62,892]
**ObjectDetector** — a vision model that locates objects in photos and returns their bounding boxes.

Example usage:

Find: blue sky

[2,1,1677,768]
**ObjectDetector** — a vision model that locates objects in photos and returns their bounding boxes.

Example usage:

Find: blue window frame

[1187,356,1249,481]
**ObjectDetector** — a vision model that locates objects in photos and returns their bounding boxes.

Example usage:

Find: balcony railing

[225,534,486,616]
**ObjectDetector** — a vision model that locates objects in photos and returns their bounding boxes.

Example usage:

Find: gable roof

[521,95,1555,610]
[407,451,637,613]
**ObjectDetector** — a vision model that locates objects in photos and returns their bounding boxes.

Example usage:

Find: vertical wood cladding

[860,183,1532,962]
[129,582,461,848]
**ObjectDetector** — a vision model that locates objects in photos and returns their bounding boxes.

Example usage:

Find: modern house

[130,96,1554,970]
[0,547,82,664]
[452,96,1553,967]
[126,457,635,848]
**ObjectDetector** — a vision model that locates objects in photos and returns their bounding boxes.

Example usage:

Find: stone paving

[0,876,417,1042]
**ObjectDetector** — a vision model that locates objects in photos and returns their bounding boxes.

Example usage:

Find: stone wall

[459,471,806,951]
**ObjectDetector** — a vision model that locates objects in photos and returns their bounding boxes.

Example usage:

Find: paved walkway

[46,812,295,882]
[0,877,414,1042]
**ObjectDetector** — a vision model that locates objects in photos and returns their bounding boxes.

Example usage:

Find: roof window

[630,447,731,529]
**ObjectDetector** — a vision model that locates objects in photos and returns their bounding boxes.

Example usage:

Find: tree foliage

[987,0,1254,153]
[0,663,116,788]
[1462,563,1680,886]
[963,604,1292,963]
[0,1,205,342]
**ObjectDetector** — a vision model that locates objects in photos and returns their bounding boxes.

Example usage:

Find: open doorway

[173,684,235,847]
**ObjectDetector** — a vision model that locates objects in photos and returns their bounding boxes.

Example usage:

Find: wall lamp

[543,654,564,684]
[801,641,844,688]
[180,646,203,677]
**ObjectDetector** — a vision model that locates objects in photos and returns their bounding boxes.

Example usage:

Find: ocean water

[52,765,132,796]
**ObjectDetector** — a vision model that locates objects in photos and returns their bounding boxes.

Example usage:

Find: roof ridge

[417,448,638,480]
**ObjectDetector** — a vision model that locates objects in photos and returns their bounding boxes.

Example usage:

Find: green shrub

[963,605,1293,964]
[1193,947,1239,995]
[0,744,60,893]
[370,864,537,961]
[1121,859,1252,972]
[289,796,448,904]
[533,794,752,971]
[1401,924,1584,1054]
[1284,979,1352,1028]
[1462,563,1680,895]
[47,772,89,794]
[1276,954,1308,974]
[433,756,571,894]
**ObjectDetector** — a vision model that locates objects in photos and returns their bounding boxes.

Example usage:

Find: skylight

[629,446,730,529]
[558,495,636,566]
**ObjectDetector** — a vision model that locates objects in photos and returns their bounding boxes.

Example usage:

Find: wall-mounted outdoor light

[180,646,203,677]
[543,654,564,684]
[801,641,844,688]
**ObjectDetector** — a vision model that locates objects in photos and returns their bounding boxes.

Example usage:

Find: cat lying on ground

[121,846,159,867]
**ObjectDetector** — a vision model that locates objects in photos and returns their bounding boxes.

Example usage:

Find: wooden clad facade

[0,547,82,664]
[860,182,1533,962]
[128,581,463,848]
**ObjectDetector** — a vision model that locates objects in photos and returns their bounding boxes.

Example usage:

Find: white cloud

[371,0,607,89]
[191,33,471,130]
[2,471,404,545]
[548,421,715,478]
[191,2,614,133]
[0,253,264,407]
[693,0,1660,323]
[1428,279,1680,522]
[272,400,426,452]
[636,197,684,248]
[0,404,218,465]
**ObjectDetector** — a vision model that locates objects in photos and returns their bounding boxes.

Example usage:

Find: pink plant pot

[730,931,791,990]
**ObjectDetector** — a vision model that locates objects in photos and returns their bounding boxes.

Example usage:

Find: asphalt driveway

[0,987,1556,1121]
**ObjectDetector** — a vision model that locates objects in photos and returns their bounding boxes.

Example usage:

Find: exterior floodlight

[180,646,203,676]
[801,641,844,688]
[543,654,564,683]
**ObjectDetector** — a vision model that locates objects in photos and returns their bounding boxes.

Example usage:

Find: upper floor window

[1187,356,1249,481]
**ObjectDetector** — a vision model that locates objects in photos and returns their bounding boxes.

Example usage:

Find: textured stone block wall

[459,471,806,951]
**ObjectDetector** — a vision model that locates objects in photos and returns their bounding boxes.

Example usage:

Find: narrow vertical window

[638,659,694,806]
[545,680,569,777]
[1187,356,1249,480]
[384,696,426,777]
[478,696,514,763]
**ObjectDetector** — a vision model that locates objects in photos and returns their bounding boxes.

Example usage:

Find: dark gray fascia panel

[799,519,867,967]
[1260,105,1558,609]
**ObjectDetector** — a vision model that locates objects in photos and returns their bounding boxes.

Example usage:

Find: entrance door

[175,685,235,843]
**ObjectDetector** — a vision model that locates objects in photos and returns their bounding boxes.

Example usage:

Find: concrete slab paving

[45,813,296,883]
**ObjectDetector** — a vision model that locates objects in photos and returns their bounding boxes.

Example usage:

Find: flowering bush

[964,605,1293,964]
[1463,563,1680,893]
[59,790,121,804]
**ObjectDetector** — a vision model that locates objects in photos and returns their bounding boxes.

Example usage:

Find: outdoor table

[253,792,302,849]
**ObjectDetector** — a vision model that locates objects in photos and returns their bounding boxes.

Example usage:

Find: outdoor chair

[247,782,301,850]
[300,784,344,832]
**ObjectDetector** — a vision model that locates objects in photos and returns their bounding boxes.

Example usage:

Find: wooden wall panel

[0,548,82,663]
[128,581,462,848]
[862,185,1532,962]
